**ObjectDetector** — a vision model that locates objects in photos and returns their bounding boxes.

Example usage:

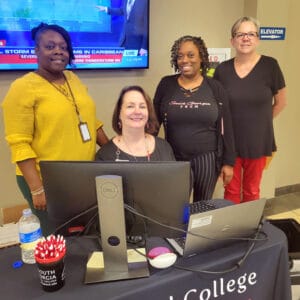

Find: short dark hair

[112,85,159,135]
[170,35,209,76]
[31,22,75,65]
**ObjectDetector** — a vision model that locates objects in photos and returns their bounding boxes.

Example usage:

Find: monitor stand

[84,175,149,284]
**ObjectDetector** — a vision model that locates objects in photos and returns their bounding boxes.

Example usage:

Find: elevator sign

[260,27,286,40]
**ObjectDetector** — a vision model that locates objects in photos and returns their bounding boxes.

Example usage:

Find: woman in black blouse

[153,35,235,202]
[214,17,287,203]
[96,85,175,162]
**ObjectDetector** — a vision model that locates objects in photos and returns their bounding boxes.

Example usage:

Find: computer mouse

[147,247,177,269]
[148,252,177,269]
[147,246,172,259]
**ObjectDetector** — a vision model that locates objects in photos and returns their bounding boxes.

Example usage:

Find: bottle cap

[12,260,23,269]
[22,208,32,216]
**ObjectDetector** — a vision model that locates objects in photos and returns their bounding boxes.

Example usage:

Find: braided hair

[170,35,209,76]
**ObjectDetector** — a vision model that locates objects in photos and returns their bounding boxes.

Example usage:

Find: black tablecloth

[0,222,292,300]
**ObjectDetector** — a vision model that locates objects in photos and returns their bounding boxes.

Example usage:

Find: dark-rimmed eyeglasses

[234,32,259,39]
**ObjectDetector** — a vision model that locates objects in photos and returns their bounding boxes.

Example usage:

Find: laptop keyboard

[169,201,217,256]
[189,200,216,215]
[174,236,186,248]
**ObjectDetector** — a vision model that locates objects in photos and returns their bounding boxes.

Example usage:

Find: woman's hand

[32,193,47,210]
[17,158,47,210]
[219,165,234,187]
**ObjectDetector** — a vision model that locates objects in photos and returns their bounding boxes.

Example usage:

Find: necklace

[35,71,71,99]
[35,72,89,142]
[178,74,203,97]
[117,135,150,162]
[37,72,81,118]
[51,81,71,99]
[180,86,200,98]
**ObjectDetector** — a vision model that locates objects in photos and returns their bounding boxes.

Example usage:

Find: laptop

[166,199,266,257]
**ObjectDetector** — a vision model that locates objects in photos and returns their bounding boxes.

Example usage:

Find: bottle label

[19,228,42,243]
[21,240,40,250]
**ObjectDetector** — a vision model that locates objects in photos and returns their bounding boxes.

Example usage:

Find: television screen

[0,0,149,71]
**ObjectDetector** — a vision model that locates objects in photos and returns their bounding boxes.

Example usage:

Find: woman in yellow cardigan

[2,23,108,235]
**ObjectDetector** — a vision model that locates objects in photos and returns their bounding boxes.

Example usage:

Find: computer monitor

[40,161,191,238]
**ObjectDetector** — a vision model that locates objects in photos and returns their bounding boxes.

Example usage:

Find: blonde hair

[231,16,260,38]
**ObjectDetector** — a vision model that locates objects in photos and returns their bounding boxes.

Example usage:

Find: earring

[118,121,122,129]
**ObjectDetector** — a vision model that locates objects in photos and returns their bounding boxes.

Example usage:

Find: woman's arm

[17,158,46,210]
[210,78,236,166]
[153,80,164,126]
[96,127,109,146]
[273,87,287,118]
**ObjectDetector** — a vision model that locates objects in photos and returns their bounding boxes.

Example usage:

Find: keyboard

[170,201,218,255]
[182,200,217,224]
[189,200,216,215]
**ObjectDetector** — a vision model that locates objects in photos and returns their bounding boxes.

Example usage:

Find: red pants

[224,157,267,204]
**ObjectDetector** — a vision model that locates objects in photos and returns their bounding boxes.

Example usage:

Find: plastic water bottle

[18,208,42,264]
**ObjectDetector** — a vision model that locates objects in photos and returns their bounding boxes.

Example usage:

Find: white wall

[1,0,299,209]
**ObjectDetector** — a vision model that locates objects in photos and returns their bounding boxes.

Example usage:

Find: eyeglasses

[234,32,259,39]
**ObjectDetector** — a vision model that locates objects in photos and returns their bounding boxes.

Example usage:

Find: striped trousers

[190,151,219,202]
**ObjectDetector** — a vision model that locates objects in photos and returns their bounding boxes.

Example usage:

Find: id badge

[79,122,91,142]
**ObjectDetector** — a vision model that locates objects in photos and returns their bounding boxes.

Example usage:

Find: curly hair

[31,22,75,65]
[170,35,209,76]
[112,85,159,135]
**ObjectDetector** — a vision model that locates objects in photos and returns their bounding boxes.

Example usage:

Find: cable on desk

[53,205,99,236]
[53,202,268,275]
[173,221,265,275]
[124,204,268,243]
[128,216,267,275]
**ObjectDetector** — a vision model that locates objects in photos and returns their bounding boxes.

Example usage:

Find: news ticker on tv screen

[0,0,149,70]
[0,47,148,70]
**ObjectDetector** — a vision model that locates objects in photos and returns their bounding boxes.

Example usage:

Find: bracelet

[31,186,44,196]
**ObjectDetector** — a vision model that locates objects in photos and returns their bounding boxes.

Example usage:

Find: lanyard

[48,74,82,123]
[37,72,91,142]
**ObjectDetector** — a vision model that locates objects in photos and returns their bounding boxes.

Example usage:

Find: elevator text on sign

[259,27,286,40]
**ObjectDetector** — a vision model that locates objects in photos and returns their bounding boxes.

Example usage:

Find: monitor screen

[40,161,191,238]
[0,0,149,71]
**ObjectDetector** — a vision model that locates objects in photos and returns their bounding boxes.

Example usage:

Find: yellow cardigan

[2,71,103,175]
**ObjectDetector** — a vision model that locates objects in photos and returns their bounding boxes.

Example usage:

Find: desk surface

[265,195,300,223]
[0,222,292,300]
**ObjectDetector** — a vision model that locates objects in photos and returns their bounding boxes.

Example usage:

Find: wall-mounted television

[0,0,149,71]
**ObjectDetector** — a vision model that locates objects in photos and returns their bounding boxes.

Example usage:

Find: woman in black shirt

[154,35,235,202]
